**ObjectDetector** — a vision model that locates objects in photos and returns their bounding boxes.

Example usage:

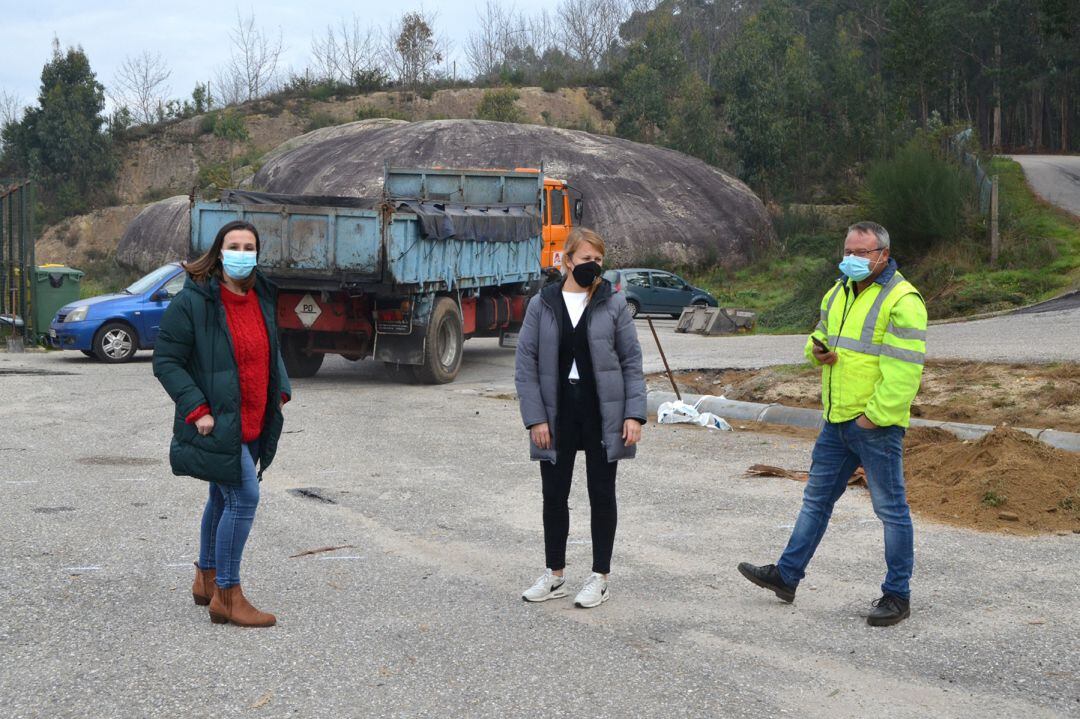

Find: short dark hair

[847,221,890,249]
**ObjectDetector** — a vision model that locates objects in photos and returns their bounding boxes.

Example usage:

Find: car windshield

[125,265,178,295]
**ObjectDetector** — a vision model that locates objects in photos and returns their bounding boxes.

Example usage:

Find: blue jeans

[198,441,260,589]
[777,420,913,599]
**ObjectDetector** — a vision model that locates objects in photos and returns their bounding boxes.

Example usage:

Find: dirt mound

[905,427,1080,534]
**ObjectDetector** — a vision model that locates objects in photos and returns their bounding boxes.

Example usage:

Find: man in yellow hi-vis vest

[739,222,927,627]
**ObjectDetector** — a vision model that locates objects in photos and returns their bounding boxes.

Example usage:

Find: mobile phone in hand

[811,336,830,353]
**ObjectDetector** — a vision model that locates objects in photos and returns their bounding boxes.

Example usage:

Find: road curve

[1008,154,1080,218]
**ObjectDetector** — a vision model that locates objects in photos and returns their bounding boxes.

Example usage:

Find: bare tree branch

[0,90,23,129]
[556,0,629,72]
[219,9,284,103]
[312,15,382,84]
[110,50,172,125]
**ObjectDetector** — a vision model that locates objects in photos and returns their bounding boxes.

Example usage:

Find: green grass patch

[669,161,1080,330]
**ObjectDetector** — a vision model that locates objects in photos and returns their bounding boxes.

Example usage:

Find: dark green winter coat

[152,272,291,486]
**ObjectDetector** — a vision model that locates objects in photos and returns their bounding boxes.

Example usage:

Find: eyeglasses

[842,247,885,258]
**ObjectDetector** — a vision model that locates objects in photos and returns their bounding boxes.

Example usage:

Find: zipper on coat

[585,294,610,457]
[826,284,853,422]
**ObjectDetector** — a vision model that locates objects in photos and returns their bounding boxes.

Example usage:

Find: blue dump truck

[191,166,583,382]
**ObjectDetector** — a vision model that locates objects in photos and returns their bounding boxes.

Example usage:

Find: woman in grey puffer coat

[514,227,647,609]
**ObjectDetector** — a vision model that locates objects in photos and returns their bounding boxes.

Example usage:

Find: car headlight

[65,306,89,323]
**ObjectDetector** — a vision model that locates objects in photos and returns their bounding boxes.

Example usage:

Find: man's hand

[195,414,215,436]
[530,422,552,450]
[622,419,642,447]
[812,344,838,365]
[855,414,878,430]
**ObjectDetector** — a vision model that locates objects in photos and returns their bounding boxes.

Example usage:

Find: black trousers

[541,380,618,574]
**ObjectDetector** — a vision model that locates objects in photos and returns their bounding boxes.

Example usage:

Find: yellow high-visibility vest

[805,268,927,428]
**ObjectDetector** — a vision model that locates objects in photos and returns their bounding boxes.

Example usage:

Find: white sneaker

[522,569,568,602]
[574,572,610,608]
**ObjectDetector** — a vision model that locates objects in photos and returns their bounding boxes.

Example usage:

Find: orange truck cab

[514,169,583,274]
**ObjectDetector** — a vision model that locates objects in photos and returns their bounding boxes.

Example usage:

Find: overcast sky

[1,1,534,113]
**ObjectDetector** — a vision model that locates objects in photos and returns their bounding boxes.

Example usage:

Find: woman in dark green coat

[153,220,292,627]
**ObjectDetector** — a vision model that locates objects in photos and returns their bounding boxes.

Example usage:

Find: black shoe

[867,594,911,627]
[737,562,796,603]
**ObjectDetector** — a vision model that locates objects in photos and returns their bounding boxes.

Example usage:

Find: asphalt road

[1009,154,1080,218]
[2,328,1078,717]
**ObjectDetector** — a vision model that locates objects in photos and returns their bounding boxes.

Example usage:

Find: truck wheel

[411,297,463,384]
[93,322,139,363]
[280,332,324,378]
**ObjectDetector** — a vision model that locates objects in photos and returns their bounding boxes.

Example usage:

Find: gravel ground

[1,337,1078,718]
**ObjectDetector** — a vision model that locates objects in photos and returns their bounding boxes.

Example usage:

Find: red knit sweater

[186,286,283,442]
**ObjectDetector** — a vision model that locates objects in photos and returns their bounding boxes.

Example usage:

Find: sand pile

[905,427,1080,534]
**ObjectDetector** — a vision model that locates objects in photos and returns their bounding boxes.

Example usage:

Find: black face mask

[571,261,602,287]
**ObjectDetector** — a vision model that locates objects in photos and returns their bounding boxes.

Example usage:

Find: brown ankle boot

[208,584,276,627]
[192,562,217,606]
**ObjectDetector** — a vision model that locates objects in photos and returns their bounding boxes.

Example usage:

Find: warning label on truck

[294,294,323,328]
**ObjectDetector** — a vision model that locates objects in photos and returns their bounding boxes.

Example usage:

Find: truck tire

[411,297,464,384]
[281,331,324,378]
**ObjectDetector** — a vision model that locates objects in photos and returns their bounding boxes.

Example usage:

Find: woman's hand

[623,419,642,447]
[530,422,552,450]
[195,414,215,436]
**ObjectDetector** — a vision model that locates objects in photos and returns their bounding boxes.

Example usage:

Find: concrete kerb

[647,391,1080,453]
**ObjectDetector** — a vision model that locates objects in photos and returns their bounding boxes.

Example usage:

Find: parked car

[603,268,718,318]
[49,263,186,362]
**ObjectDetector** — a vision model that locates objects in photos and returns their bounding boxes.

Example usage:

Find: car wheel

[93,322,139,363]
[693,299,709,308]
[627,299,640,318]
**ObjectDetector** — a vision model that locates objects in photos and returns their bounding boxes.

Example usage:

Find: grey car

[602,268,718,318]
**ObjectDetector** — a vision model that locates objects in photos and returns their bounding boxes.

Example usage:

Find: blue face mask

[221,250,258,280]
[838,255,873,281]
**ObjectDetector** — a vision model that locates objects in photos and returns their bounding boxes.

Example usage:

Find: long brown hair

[184,220,261,292]
[563,227,606,300]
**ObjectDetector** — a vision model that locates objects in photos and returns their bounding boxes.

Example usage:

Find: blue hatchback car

[49,263,186,362]
[603,268,718,318]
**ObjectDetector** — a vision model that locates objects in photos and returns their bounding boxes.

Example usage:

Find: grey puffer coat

[515,279,647,463]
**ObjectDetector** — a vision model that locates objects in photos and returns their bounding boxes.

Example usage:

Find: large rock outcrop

[115,195,191,272]
[253,119,774,266]
[121,118,775,270]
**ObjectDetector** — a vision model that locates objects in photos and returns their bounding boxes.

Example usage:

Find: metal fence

[949,128,993,215]
[949,129,1001,264]
[0,180,37,349]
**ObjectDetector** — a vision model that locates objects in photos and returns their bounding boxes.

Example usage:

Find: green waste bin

[34,265,85,340]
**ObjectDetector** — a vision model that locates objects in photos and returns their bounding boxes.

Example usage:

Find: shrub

[309,83,337,102]
[305,112,339,132]
[354,106,409,122]
[864,140,974,255]
[475,88,523,123]
[757,257,837,331]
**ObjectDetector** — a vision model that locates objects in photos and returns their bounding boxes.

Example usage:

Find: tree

[0,90,23,152]
[385,10,447,91]
[614,14,687,142]
[556,0,629,72]
[110,50,172,125]
[666,73,721,164]
[465,0,518,79]
[215,10,284,104]
[0,39,114,217]
[311,15,383,86]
